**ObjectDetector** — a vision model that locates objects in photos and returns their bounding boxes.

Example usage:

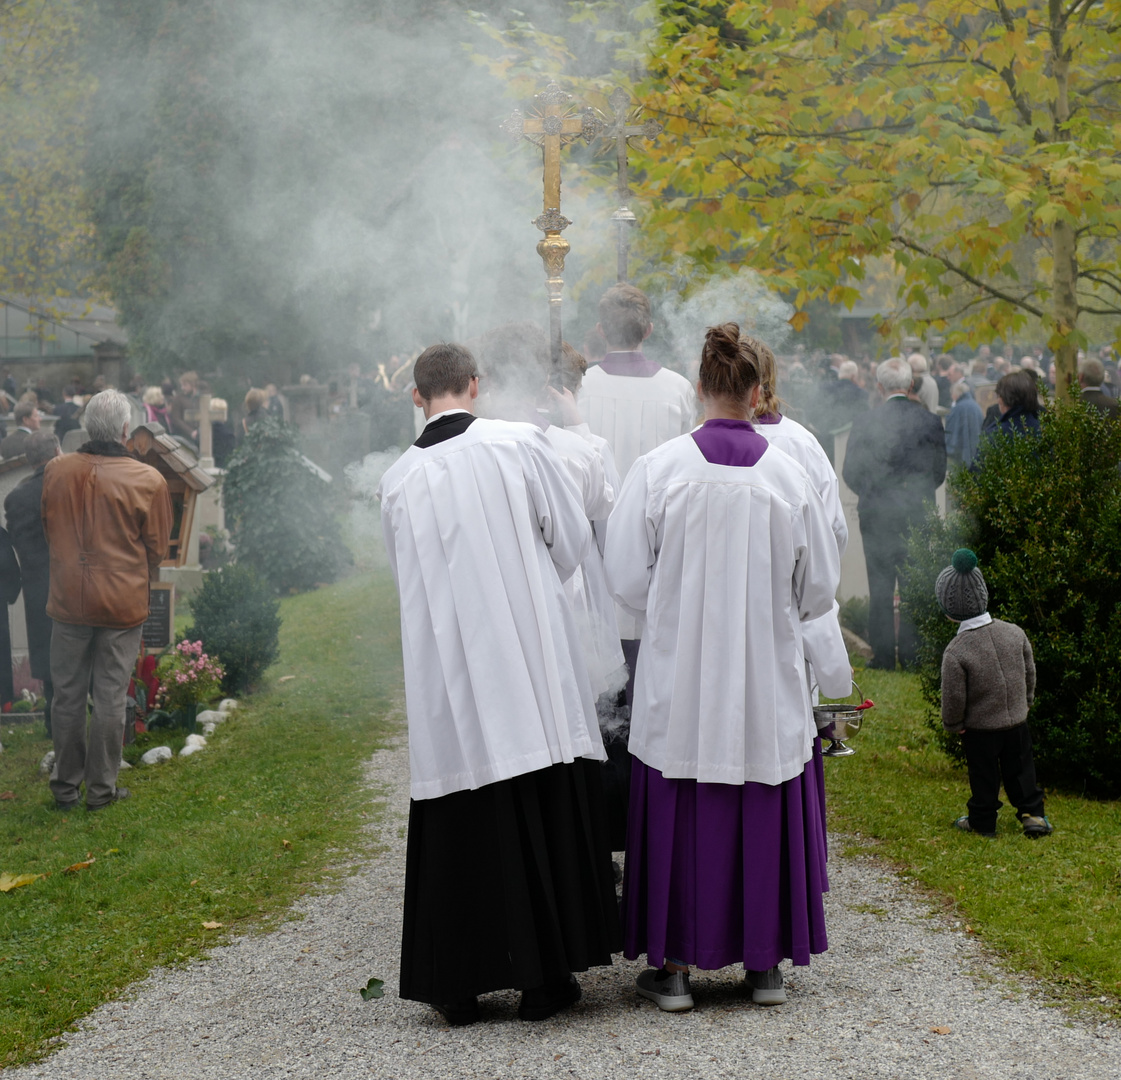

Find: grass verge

[826,664,1121,1016]
[0,570,403,1066]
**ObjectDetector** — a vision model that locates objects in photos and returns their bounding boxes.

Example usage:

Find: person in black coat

[1078,358,1120,419]
[4,431,60,731]
[843,357,947,669]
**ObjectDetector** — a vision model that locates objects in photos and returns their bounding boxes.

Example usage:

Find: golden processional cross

[599,87,663,283]
[502,83,602,373]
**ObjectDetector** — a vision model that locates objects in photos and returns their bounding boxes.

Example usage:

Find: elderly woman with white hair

[41,390,173,811]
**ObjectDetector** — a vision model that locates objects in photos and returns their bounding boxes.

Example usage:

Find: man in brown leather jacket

[42,390,173,811]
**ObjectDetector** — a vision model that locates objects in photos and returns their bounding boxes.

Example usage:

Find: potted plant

[149,640,225,732]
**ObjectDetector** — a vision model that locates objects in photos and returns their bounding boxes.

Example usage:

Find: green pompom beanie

[935,548,989,620]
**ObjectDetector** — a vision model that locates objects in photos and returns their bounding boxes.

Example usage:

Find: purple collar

[691,418,769,467]
[596,350,662,378]
[754,412,782,426]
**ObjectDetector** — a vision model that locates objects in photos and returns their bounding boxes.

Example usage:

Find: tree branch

[892,235,1046,317]
[1080,272,1121,298]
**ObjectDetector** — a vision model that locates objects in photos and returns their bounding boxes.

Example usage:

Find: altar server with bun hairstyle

[377,342,620,1027]
[604,323,841,1012]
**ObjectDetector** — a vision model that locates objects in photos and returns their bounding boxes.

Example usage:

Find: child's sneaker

[635,967,693,1012]
[953,815,996,839]
[746,965,787,1005]
[1021,815,1053,838]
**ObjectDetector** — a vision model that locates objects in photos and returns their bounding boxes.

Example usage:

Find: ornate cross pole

[597,87,663,283]
[502,83,602,373]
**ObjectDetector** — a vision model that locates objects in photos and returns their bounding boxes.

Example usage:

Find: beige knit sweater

[940,618,1036,734]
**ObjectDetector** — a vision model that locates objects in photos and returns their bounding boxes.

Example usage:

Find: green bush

[185,564,281,694]
[222,416,352,592]
[900,402,1121,795]
[838,595,869,640]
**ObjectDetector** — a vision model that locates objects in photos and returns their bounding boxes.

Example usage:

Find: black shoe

[432,997,479,1026]
[52,797,80,811]
[519,974,581,1021]
[87,787,130,811]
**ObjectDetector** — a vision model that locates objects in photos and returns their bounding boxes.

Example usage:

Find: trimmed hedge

[901,399,1121,796]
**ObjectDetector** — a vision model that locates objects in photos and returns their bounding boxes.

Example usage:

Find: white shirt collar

[956,612,993,634]
[425,408,472,425]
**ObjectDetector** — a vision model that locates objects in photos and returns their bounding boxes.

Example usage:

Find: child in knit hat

[936,549,1052,838]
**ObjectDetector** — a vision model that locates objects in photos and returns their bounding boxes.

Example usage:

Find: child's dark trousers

[961,722,1045,834]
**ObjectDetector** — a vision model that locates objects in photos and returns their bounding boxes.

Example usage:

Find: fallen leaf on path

[202,921,223,929]
[930,1026,952,1035]
[62,859,95,874]
[0,873,41,892]
[282,839,292,849]
[0,792,16,800]
[359,977,384,1001]
[277,675,297,683]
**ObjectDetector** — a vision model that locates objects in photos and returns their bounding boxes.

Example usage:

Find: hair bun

[951,548,978,573]
[704,322,741,363]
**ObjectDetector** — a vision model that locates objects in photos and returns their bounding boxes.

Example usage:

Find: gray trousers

[49,621,143,808]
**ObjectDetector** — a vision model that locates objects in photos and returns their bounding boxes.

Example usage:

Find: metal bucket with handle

[813,682,874,757]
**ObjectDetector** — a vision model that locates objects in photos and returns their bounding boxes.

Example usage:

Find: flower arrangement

[156,640,225,713]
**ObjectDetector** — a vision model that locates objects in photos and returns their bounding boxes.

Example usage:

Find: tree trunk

[1052,217,1078,402]
[1049,14,1077,402]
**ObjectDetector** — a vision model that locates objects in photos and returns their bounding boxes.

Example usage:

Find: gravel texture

[14,739,1120,1080]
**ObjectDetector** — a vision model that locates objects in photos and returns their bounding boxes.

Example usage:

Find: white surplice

[579,361,695,638]
[377,417,606,800]
[603,434,841,786]
[542,424,625,697]
[579,364,696,480]
[755,414,852,699]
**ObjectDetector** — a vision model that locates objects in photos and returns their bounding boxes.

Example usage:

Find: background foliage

[221,417,351,594]
[0,0,94,304]
[901,401,1121,795]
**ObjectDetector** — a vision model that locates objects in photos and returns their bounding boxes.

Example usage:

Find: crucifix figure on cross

[502,83,602,374]
[597,87,663,283]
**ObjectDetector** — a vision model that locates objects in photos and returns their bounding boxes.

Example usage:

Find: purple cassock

[622,417,830,971]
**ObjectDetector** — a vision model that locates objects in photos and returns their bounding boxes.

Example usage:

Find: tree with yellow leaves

[0,0,94,309]
[635,0,1121,396]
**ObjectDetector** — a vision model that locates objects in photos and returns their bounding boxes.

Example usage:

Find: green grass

[0,570,403,1066]
[826,664,1121,1016]
[4,564,1120,1062]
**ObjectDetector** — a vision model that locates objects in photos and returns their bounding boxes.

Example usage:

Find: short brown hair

[13,401,36,424]
[561,341,588,394]
[413,343,478,401]
[698,323,760,402]
[598,284,651,349]
[179,370,199,391]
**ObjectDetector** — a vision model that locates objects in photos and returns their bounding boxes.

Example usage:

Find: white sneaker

[636,967,694,1012]
[746,965,787,1005]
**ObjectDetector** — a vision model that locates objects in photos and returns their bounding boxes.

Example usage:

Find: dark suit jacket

[1080,387,1120,418]
[842,395,947,532]
[0,428,31,460]
[4,466,51,679]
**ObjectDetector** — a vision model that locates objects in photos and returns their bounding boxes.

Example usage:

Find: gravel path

[13,739,1119,1080]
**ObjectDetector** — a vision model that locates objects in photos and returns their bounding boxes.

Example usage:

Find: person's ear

[642,322,653,342]
[468,376,479,401]
[749,384,761,411]
[411,387,425,409]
